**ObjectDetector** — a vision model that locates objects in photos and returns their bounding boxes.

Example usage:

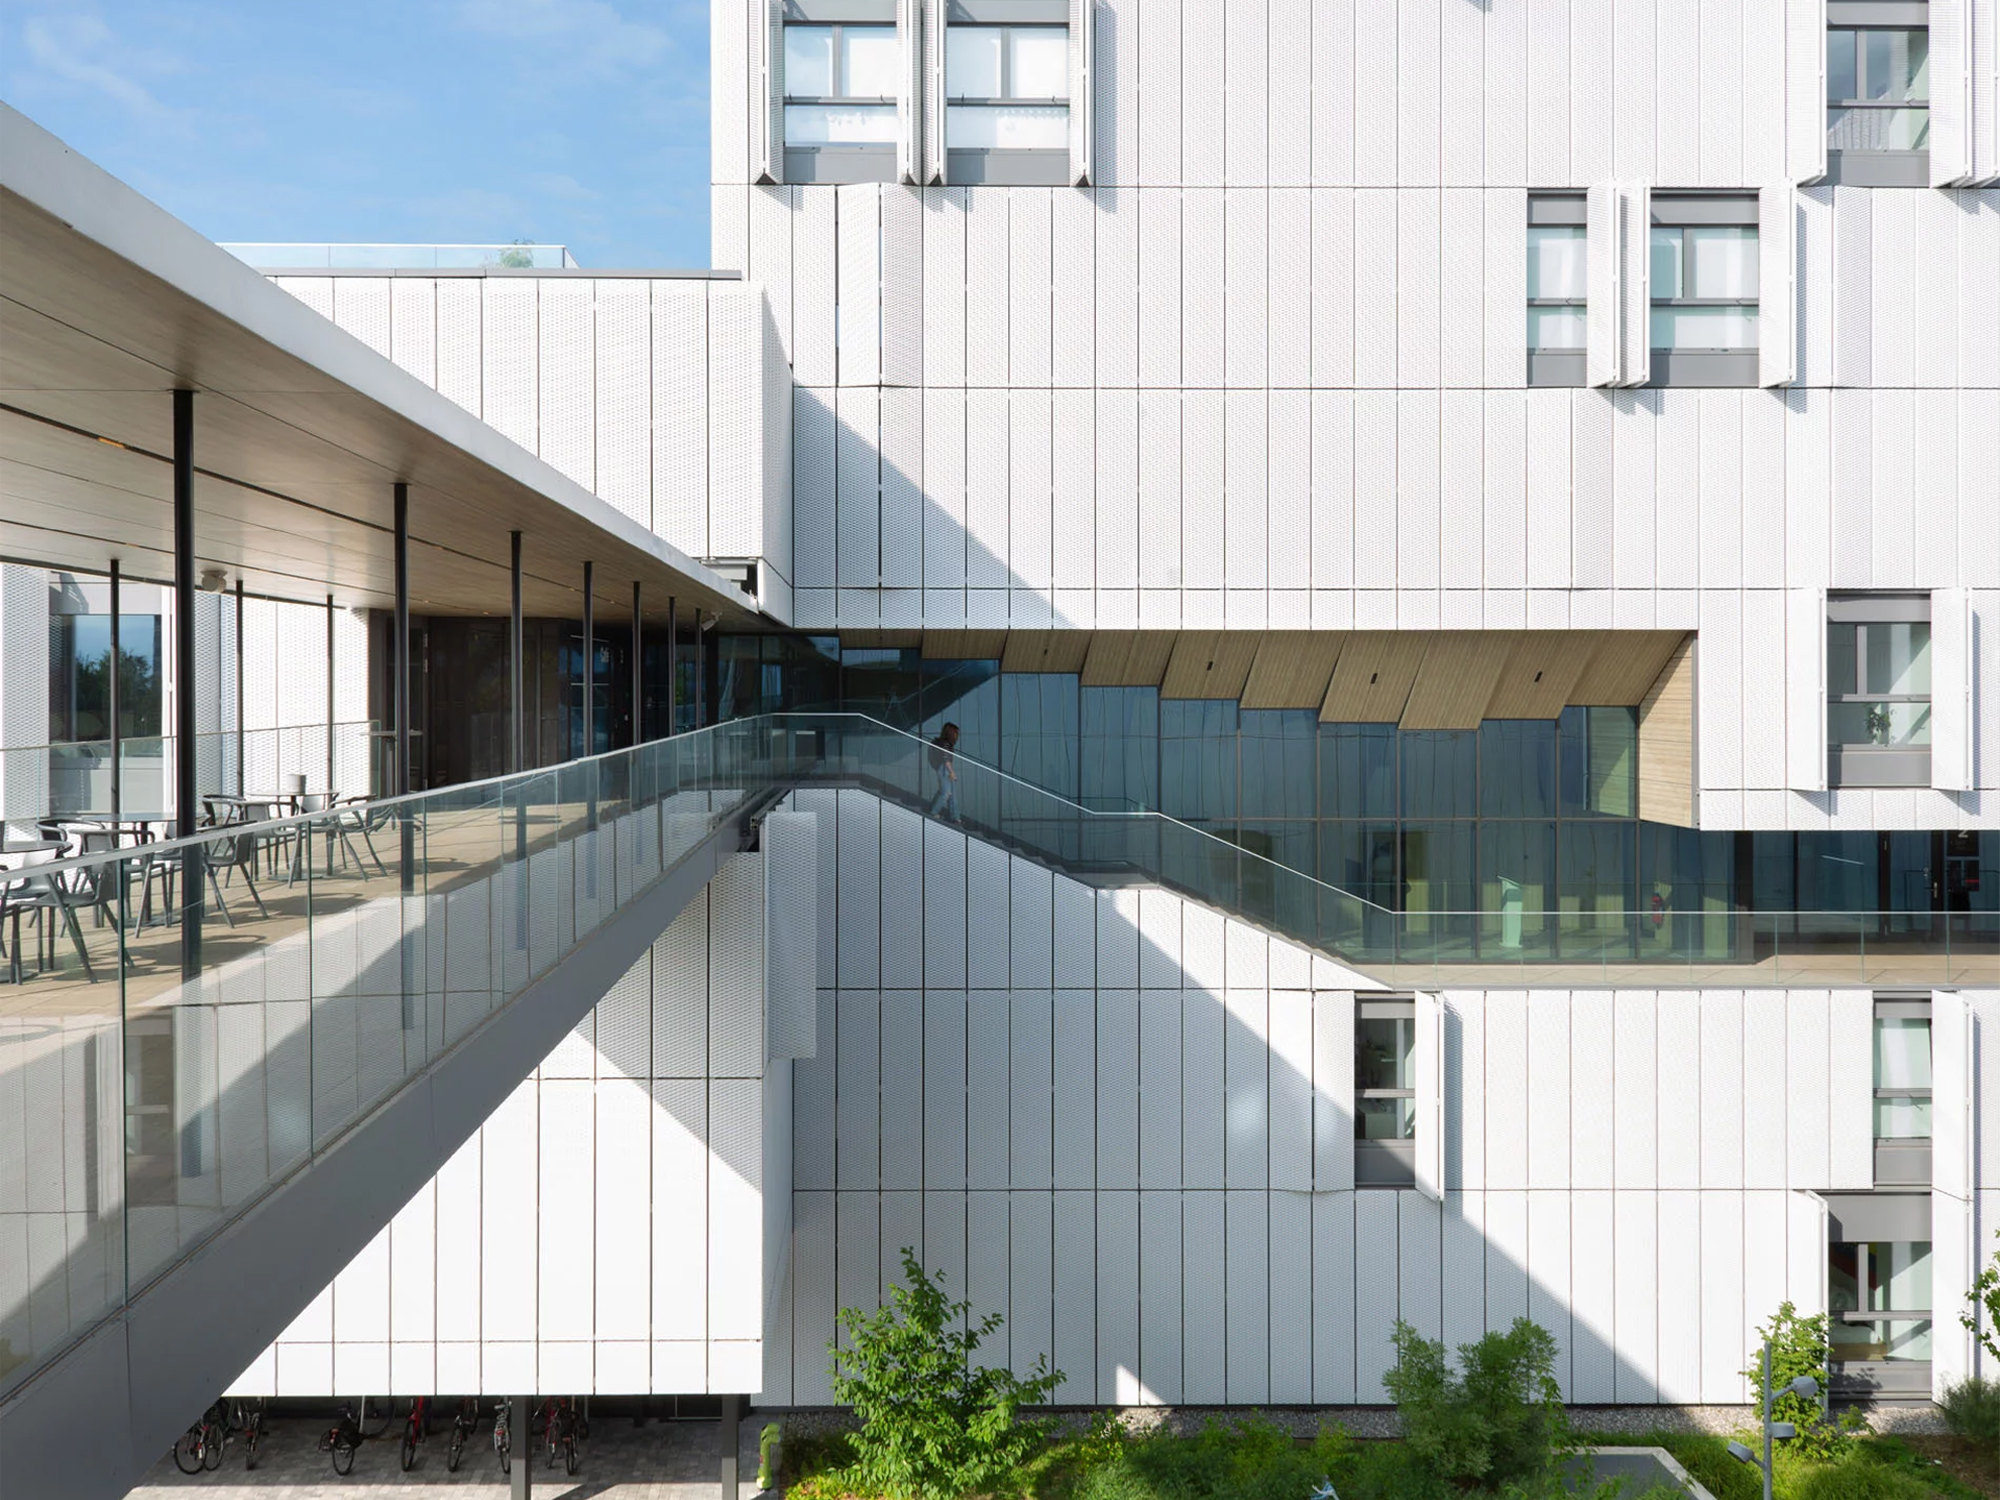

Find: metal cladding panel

[965,192,1010,387]
[1224,391,1269,589]
[1352,1190,1400,1400]
[1646,992,1700,1191]
[1913,192,1960,390]
[1263,389,1312,591]
[792,189,838,388]
[333,276,392,359]
[1308,1189,1357,1402]
[1564,991,1613,1190]
[1483,190,1527,389]
[653,284,710,556]
[1046,1191,1097,1400]
[1697,1188,1746,1402]
[1567,1191,1616,1402]
[1522,0,1569,185]
[1610,392,1656,587]
[1178,1191,1226,1403]
[1352,392,1397,587]
[877,803,923,990]
[383,277,437,388]
[1010,391,1055,593]
[1226,191,1269,387]
[1092,1191,1140,1403]
[1311,192,1355,387]
[538,279,595,490]
[594,1080,651,1343]
[1083,190,1137,387]
[1177,0,1224,186]
[1138,1192,1184,1402]
[1916,394,1958,587]
[1586,183,1620,387]
[1011,989,1055,1187]
[1133,391,1183,590]
[1934,588,1972,789]
[836,791,881,988]
[1138,989,1183,1190]
[1220,990,1269,1188]
[881,991,925,1190]
[1477,391,1525,588]
[592,280,651,528]
[837,184,883,387]
[1009,1192,1057,1382]
[1526,1194,1573,1397]
[923,989,969,1188]
[1259,993,1314,1193]
[836,387,880,590]
[1223,0,1269,184]
[922,389,968,592]
[1781,989,1832,1188]
[1871,389,1917,588]
[878,388,925,592]
[479,1084,537,1343]
[1697,588,1744,795]
[1828,990,1876,1188]
[1828,387,1873,588]
[1180,392,1226,590]
[1351,192,1396,388]
[480,278,538,454]
[1045,389,1096,594]
[1181,191,1225,386]
[1309,393,1356,591]
[965,390,1011,589]
[788,1191,835,1401]
[1741,589,1787,790]
[1182,988,1227,1190]
[965,837,1011,988]
[1935,0,1972,184]
[1605,989,1658,1190]
[1440,1192,1485,1354]
[1348,0,1396,185]
[1009,190,1055,386]
[1222,1192,1270,1403]
[1050,989,1098,1190]
[1096,987,1139,1190]
[836,990,881,1189]
[836,1189,882,1352]
[1962,202,2000,387]
[1389,392,1439,592]
[1433,191,1484,388]
[921,190,967,386]
[1398,190,1441,388]
[1740,993,1790,1190]
[1311,991,1356,1191]
[652,1084,710,1345]
[1523,391,1571,589]
[1144,192,1184,388]
[1101,0,1137,185]
[878,188,926,386]
[968,995,1011,1189]
[1049,191,1095,387]
[422,278,480,418]
[711,290,766,558]
[1524,993,1571,1190]
[1698,991,1746,1190]
[1482,1188,1530,1332]
[1482,993,1529,1191]
[1443,993,1484,1189]
[1872,196,1922,395]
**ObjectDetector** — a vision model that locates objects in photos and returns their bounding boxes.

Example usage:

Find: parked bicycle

[358,1394,395,1440]
[446,1397,480,1473]
[172,1401,227,1474]
[231,1397,267,1470]
[493,1397,512,1476]
[399,1395,431,1472]
[319,1401,364,1476]
[542,1395,581,1475]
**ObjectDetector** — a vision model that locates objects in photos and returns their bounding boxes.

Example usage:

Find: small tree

[831,1248,1063,1500]
[1742,1301,1859,1461]
[1382,1318,1573,1494]
[1963,1228,2000,1366]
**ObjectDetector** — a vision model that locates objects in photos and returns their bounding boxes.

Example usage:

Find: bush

[1788,1462,1939,1500]
[828,1247,1063,1500]
[1070,1418,1353,1500]
[1744,1302,1861,1461]
[1938,1375,2000,1451]
[1382,1318,1573,1495]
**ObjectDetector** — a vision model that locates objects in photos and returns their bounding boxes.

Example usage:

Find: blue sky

[0,0,714,268]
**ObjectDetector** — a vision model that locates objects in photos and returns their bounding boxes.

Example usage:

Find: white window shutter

[1933,587,1972,790]
[924,0,949,184]
[1069,0,1094,185]
[898,0,921,184]
[1934,0,1972,184]
[1787,0,1829,183]
[758,0,785,184]
[1618,180,1651,387]
[1932,991,1977,1399]
[1978,0,2000,182]
[1414,992,1444,1202]
[1759,184,1796,388]
[1786,586,1827,791]
[1586,182,1620,389]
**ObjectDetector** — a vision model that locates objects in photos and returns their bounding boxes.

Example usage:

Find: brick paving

[129,1414,762,1500]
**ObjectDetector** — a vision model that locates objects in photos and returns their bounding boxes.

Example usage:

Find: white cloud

[20,13,173,117]
[454,0,671,75]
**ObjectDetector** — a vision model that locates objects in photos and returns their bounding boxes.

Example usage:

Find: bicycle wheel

[245,1424,261,1470]
[360,1396,394,1438]
[566,1438,579,1476]
[203,1427,224,1470]
[401,1432,417,1471]
[499,1445,510,1476]
[333,1439,356,1476]
[448,1432,464,1472]
[173,1431,204,1475]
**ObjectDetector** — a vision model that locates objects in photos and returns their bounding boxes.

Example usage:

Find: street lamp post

[1726,1341,1821,1500]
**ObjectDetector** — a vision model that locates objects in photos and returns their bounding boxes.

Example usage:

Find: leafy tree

[830,1247,1063,1500]
[1381,1318,1574,1495]
[1742,1302,1860,1462]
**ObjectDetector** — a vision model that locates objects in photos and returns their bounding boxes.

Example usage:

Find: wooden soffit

[1484,631,1601,719]
[1240,631,1348,710]
[1571,630,1691,705]
[1160,631,1263,699]
[1400,632,1519,730]
[1319,632,1429,722]
[1001,630,1092,674]
[922,629,1008,660]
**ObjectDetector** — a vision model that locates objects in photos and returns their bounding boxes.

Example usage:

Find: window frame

[1823,1,1932,186]
[781,2,902,183]
[1829,1239,1934,1366]
[1646,195,1761,387]
[1354,998,1417,1188]
[1526,195,1588,387]
[1827,593,1933,789]
[940,0,1072,183]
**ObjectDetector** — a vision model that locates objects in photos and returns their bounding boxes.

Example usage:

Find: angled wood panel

[1319,631,1429,722]
[1002,630,1092,675]
[1484,631,1596,719]
[921,630,1009,661]
[1240,632,1349,710]
[1569,630,1690,704]
[1399,632,1515,730]
[1160,631,1261,700]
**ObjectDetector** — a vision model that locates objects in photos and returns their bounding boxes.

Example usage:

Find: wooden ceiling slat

[922,629,1009,660]
[1400,632,1517,730]
[1319,632,1429,722]
[1570,630,1692,705]
[1485,630,1598,719]
[1001,630,1092,674]
[1240,631,1348,710]
[1160,631,1262,699]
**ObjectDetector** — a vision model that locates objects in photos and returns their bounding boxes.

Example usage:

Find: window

[1828,594,1932,788]
[1875,1012,1931,1139]
[1526,196,1587,386]
[1829,26,1929,149]
[783,16,899,179]
[1355,1000,1416,1186]
[1830,1240,1932,1364]
[946,21,1068,149]
[1649,198,1759,387]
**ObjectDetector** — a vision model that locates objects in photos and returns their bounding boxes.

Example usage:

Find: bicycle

[400,1395,431,1472]
[319,1401,363,1476]
[172,1401,227,1474]
[494,1398,514,1476]
[542,1395,580,1476]
[447,1397,479,1473]
[359,1394,395,1439]
[232,1397,266,1470]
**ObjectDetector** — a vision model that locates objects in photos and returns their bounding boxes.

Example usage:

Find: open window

[1828,594,1933,789]
[1354,997,1416,1187]
[1873,995,1932,1185]
[1526,196,1587,387]
[1826,1,1932,185]
[939,0,1078,184]
[781,1,902,183]
[1649,195,1760,387]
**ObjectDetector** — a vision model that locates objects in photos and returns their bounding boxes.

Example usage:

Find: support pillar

[511,1396,534,1500]
[581,561,594,761]
[325,594,337,796]
[510,533,523,775]
[720,1394,741,1500]
[393,482,411,799]
[666,596,678,734]
[233,577,244,794]
[173,389,201,976]
[631,580,643,746]
[108,560,121,821]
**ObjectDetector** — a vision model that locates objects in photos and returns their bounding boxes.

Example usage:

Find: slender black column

[173,390,201,976]
[511,1396,533,1500]
[325,595,336,794]
[108,560,121,821]
[580,561,594,761]
[234,578,245,794]
[510,534,527,952]
[719,1394,740,1500]
[631,581,643,747]
[510,533,524,774]
[393,483,411,797]
[701,620,720,729]
[666,596,677,734]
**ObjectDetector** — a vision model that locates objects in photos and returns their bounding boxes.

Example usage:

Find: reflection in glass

[1401,731,1477,819]
[1479,721,1556,819]
[1826,27,1930,150]
[1320,723,1398,818]
[1649,305,1759,351]
[1829,1241,1933,1361]
[947,27,1004,95]
[1240,710,1318,819]
[785,25,835,95]
[1527,226,1587,300]
[1875,1016,1932,1139]
[1009,27,1068,96]
[1161,700,1238,822]
[1355,1015,1415,1140]
[1081,686,1158,810]
[947,105,1069,150]
[1480,821,1556,954]
[1560,707,1638,818]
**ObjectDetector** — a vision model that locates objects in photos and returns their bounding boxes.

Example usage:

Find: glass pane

[1357,1095,1417,1141]
[1321,821,1401,910]
[999,673,1079,800]
[1526,225,1587,300]
[1355,1017,1414,1090]
[842,25,901,97]
[1479,720,1556,819]
[1831,1319,1932,1361]
[785,24,834,97]
[1081,685,1158,811]
[1650,304,1759,351]
[1879,1240,1932,1311]
[1828,105,1930,150]
[948,27,1004,96]
[947,103,1069,149]
[1689,226,1758,298]
[1560,821,1637,924]
[1400,730,1477,819]
[1863,621,1930,696]
[1649,227,1683,299]
[1240,711,1318,819]
[1875,1017,1932,1089]
[1865,28,1928,101]
[1320,723,1398,819]
[1828,700,1931,748]
[1401,822,1476,920]
[1479,821,1557,954]
[1528,307,1587,351]
[1560,705,1638,818]
[1828,621,1859,696]
[1875,1095,1932,1138]
[1827,29,1858,101]
[1010,26,1070,98]
[785,103,898,143]
[1160,700,1238,822]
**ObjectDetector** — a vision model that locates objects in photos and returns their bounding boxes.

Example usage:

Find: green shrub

[1381,1318,1573,1494]
[1070,1418,1354,1500]
[1938,1374,2000,1451]
[1788,1462,1939,1500]
[829,1247,1063,1500]
[1743,1302,1861,1461]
